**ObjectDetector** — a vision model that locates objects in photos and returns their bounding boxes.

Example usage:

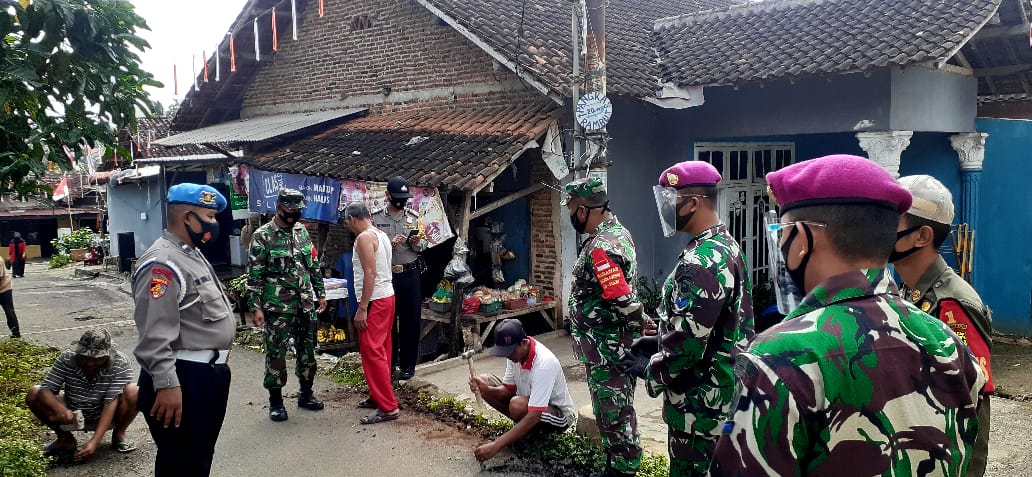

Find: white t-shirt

[502,338,576,421]
[353,227,394,301]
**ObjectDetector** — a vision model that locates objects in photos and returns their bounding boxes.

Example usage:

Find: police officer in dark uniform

[132,183,236,477]
[371,176,426,380]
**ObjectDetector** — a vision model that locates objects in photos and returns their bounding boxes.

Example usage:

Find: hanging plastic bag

[443,237,474,285]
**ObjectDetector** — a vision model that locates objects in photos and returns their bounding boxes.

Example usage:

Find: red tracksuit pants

[359,295,398,412]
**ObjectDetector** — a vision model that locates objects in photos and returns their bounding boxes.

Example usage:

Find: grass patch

[324,353,369,391]
[0,338,60,476]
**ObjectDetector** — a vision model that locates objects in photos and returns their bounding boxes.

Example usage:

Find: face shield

[764,210,804,314]
[653,186,679,238]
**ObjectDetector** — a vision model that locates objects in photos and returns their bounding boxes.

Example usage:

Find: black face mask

[888,225,923,263]
[187,212,220,246]
[569,208,588,234]
[779,224,813,292]
[673,197,697,232]
[279,210,302,225]
[390,199,408,210]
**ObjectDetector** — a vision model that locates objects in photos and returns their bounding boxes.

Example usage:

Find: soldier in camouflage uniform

[624,161,755,477]
[247,189,328,422]
[710,155,986,476]
[891,175,993,477]
[565,178,652,477]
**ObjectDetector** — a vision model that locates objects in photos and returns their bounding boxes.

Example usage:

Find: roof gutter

[412,0,565,105]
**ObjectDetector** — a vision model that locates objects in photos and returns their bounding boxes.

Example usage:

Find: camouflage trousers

[667,426,718,477]
[262,309,318,389]
[584,362,642,474]
[967,395,990,477]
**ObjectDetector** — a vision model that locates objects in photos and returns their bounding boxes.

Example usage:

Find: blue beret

[167,183,227,212]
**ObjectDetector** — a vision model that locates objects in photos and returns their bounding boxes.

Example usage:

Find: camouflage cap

[71,328,112,359]
[277,188,306,209]
[563,178,606,204]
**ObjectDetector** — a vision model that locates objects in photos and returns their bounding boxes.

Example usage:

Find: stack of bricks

[528,153,561,309]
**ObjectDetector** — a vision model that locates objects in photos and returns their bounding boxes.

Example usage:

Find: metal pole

[583,0,608,175]
[571,1,582,177]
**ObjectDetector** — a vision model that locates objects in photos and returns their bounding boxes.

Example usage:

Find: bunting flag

[291,0,298,41]
[203,50,209,82]
[319,0,324,18]
[272,8,278,52]
[62,144,76,166]
[113,148,118,167]
[173,62,178,95]
[230,36,237,72]
[214,44,221,81]
[192,52,199,90]
[254,19,260,62]
[52,177,70,202]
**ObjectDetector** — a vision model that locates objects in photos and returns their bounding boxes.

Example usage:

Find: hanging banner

[338,180,454,248]
[247,168,341,223]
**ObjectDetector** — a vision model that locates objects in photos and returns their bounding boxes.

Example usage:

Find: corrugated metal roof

[154,108,366,146]
[133,152,243,165]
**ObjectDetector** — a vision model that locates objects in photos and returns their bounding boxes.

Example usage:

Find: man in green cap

[247,188,327,422]
[565,177,654,477]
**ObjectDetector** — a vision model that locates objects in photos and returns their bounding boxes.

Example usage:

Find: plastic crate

[429,301,452,313]
[480,301,503,314]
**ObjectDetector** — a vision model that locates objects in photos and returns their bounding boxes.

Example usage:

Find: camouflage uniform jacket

[568,216,645,366]
[901,255,993,393]
[710,269,986,477]
[645,223,755,435]
[246,220,325,313]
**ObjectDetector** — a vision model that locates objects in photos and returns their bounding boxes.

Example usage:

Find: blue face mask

[187,212,220,245]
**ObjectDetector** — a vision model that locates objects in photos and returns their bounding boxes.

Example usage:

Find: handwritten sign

[575,92,613,130]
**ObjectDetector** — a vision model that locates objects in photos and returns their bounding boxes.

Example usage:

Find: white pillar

[856,131,913,178]
[950,133,988,173]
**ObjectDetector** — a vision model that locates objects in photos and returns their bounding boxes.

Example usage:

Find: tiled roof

[420,0,733,97]
[132,117,216,159]
[37,171,117,205]
[653,0,1001,87]
[248,103,558,190]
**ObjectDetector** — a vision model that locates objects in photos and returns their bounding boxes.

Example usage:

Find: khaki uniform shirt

[370,206,426,266]
[132,231,236,390]
[901,255,993,392]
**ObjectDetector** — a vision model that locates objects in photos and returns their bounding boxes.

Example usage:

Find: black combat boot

[298,380,324,411]
[269,388,288,422]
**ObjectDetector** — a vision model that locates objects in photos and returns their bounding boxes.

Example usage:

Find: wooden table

[421,301,558,350]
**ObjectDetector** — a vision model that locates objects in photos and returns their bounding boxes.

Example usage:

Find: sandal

[360,410,399,425]
[356,397,377,409]
[112,439,138,453]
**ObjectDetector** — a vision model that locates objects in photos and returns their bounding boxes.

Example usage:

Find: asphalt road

[9,261,532,477]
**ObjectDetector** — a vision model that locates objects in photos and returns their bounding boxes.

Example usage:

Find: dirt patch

[990,339,1032,401]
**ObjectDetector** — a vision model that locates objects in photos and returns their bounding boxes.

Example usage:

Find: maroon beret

[766,154,912,215]
[658,161,721,189]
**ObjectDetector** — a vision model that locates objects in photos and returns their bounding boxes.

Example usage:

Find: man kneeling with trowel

[469,319,577,462]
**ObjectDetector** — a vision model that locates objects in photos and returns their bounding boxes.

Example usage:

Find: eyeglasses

[767,221,827,241]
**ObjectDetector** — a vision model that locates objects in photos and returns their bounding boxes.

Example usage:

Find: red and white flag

[52,177,70,201]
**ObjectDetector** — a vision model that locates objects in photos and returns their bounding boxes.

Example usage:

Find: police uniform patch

[199,191,217,206]
[150,276,170,299]
[919,301,932,312]
[910,290,922,302]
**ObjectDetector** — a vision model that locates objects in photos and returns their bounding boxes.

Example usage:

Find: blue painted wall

[972,118,1032,336]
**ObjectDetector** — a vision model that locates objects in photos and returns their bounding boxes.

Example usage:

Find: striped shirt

[42,350,134,423]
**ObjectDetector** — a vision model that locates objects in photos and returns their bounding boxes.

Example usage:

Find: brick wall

[529,154,561,308]
[242,0,544,116]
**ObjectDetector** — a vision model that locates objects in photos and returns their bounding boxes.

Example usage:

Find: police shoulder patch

[150,272,170,299]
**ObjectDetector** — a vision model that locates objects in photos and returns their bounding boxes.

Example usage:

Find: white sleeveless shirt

[353,227,394,301]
